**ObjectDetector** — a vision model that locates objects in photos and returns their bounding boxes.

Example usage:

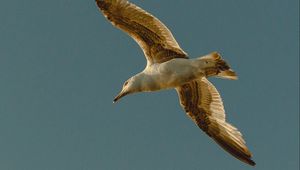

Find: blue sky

[0,0,299,169]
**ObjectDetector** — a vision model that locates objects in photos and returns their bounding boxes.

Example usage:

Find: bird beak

[113,90,129,103]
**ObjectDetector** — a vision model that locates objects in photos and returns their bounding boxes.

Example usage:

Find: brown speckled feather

[96,0,188,64]
[176,77,255,166]
[96,0,255,165]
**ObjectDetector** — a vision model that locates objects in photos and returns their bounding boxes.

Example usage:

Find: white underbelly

[144,58,204,90]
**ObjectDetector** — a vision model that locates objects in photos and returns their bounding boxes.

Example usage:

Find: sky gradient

[0,0,299,170]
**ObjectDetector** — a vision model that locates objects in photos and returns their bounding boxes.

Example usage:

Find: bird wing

[176,77,255,166]
[96,0,188,65]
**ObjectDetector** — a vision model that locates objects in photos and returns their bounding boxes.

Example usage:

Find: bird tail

[198,52,238,80]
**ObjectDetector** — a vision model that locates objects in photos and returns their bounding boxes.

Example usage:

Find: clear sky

[0,0,299,170]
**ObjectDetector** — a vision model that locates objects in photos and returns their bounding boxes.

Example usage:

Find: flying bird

[96,0,255,166]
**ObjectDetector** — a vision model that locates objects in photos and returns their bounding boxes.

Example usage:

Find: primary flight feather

[96,0,255,166]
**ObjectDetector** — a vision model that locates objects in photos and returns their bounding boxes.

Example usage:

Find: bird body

[139,58,203,91]
[96,0,255,166]
[128,53,234,92]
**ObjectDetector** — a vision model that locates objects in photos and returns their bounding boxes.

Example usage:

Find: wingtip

[248,159,256,166]
[212,136,256,166]
[240,152,256,166]
[241,156,256,166]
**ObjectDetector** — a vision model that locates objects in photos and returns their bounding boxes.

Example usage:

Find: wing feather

[176,77,255,166]
[96,0,187,64]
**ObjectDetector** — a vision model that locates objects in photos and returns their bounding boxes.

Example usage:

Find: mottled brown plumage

[176,78,255,166]
[96,0,187,65]
[96,0,255,166]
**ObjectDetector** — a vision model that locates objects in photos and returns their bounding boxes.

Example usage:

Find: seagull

[96,0,255,166]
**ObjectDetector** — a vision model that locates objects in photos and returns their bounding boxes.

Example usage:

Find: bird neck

[134,72,161,92]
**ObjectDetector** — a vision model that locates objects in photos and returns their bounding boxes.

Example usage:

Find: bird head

[113,77,140,103]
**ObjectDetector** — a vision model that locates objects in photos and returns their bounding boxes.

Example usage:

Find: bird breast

[143,58,204,90]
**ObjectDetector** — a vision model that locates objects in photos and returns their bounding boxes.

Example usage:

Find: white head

[113,76,142,103]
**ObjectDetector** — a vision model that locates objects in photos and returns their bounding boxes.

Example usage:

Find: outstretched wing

[176,77,255,166]
[96,0,188,65]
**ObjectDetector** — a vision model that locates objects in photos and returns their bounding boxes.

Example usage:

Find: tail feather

[200,52,238,80]
[217,69,238,80]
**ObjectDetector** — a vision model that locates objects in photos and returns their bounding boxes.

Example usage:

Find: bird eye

[124,81,129,86]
